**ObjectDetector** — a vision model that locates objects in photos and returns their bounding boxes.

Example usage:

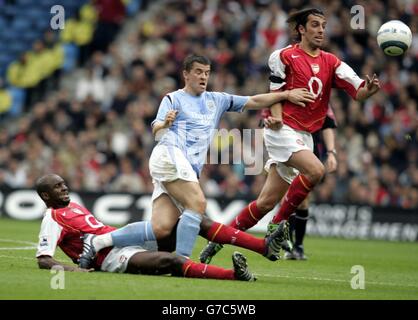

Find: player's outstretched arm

[37,256,94,272]
[244,88,314,110]
[355,74,381,101]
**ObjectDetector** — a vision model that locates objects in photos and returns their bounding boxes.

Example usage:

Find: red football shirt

[268,43,365,132]
[36,202,116,269]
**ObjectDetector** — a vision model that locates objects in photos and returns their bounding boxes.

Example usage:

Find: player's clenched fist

[264,116,283,130]
[163,110,178,128]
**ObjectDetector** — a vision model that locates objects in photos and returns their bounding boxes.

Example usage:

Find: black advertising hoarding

[0,188,417,242]
[307,203,418,242]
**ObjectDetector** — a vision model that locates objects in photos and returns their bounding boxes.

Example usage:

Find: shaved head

[36,174,70,208]
[35,174,61,197]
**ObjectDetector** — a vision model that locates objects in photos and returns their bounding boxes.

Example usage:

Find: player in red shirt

[36,174,286,280]
[200,8,380,263]
[35,174,257,280]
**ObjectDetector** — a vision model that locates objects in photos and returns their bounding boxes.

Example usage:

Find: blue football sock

[111,221,157,250]
[175,209,202,257]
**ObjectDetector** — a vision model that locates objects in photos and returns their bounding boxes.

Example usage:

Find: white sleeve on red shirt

[35,209,63,258]
[334,61,365,99]
[268,47,290,91]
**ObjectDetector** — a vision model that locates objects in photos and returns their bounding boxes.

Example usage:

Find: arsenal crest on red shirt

[311,63,320,74]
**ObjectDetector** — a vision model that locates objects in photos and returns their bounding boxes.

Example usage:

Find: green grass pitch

[0,218,417,300]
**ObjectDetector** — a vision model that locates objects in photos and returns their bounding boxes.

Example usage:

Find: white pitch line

[0,239,37,246]
[0,247,36,250]
[0,238,37,251]
[260,273,418,289]
[0,254,34,261]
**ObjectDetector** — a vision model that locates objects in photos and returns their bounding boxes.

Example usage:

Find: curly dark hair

[287,8,325,41]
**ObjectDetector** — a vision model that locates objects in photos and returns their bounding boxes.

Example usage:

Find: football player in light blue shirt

[152,88,249,176]
[78,55,314,262]
[149,54,314,258]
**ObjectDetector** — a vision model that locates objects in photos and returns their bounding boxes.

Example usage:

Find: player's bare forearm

[270,102,283,118]
[355,87,375,101]
[263,101,284,130]
[37,256,92,272]
[322,128,336,151]
[323,128,338,173]
[244,91,289,110]
[244,88,315,110]
[356,74,380,101]
[152,110,178,136]
[152,122,166,137]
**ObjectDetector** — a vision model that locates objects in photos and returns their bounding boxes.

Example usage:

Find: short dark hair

[35,175,51,199]
[183,54,211,72]
[287,8,325,41]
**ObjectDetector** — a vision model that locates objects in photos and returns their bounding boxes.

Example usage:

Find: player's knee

[306,163,325,185]
[152,224,173,239]
[186,196,206,214]
[196,197,207,213]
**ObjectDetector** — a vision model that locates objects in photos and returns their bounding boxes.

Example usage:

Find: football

[377,20,412,56]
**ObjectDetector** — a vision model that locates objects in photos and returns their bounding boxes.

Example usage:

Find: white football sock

[92,233,113,251]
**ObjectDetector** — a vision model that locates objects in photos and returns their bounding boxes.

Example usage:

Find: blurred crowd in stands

[0,0,417,209]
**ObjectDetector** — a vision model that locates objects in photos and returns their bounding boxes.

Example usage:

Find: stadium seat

[0,53,15,67]
[0,18,7,31]
[33,17,51,31]
[0,41,8,54]
[2,5,19,19]
[10,17,32,32]
[8,42,29,56]
[21,8,50,23]
[21,30,41,43]
[1,29,22,43]
[38,0,60,6]
[16,0,35,6]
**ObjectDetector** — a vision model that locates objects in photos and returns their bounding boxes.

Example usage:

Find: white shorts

[149,145,198,208]
[263,125,313,184]
[101,246,147,273]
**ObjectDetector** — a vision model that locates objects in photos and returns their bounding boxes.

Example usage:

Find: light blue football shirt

[152,89,249,177]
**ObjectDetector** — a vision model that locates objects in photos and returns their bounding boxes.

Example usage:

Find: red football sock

[206,222,265,255]
[229,200,266,231]
[182,260,235,280]
[272,174,313,224]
